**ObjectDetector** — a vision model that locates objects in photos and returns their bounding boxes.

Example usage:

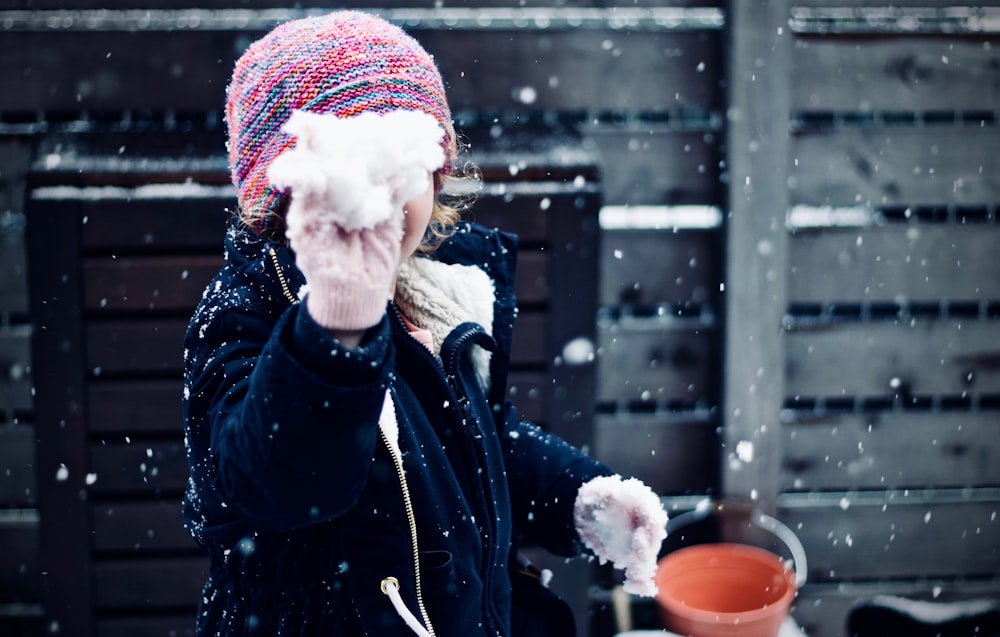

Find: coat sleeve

[184,296,392,536]
[498,402,615,556]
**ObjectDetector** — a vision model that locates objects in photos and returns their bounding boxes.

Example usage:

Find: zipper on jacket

[268,247,299,304]
[379,396,436,637]
[266,255,435,633]
[439,325,508,636]
[388,305,505,635]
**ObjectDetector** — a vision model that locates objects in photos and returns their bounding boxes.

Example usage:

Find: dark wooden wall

[1,2,998,637]
[716,1,1000,635]
[772,4,1000,630]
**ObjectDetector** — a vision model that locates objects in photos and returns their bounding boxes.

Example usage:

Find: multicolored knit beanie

[225,11,456,235]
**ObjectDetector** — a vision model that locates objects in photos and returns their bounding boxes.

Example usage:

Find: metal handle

[754,510,808,588]
[664,498,808,588]
[664,497,714,536]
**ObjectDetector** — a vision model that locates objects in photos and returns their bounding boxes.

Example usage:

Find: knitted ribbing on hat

[226,11,456,235]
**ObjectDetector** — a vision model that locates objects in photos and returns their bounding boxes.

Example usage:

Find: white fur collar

[394,255,495,393]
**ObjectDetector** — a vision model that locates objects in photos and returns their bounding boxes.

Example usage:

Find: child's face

[399,172,435,265]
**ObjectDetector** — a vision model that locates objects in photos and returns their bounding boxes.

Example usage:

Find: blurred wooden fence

[1,2,998,636]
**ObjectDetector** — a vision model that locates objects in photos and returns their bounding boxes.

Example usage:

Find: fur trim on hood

[394,255,495,393]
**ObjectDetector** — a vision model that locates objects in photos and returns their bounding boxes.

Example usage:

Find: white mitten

[574,475,667,597]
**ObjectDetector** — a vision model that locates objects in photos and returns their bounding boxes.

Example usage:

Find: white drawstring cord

[381,577,433,637]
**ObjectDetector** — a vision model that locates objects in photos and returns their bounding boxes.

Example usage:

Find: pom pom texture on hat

[225,11,456,234]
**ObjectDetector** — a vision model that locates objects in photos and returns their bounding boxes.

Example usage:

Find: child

[183,11,666,637]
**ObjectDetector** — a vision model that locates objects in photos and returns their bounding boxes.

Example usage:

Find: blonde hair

[418,170,479,252]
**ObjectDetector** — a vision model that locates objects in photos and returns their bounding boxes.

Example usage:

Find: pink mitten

[574,475,668,597]
[266,109,445,330]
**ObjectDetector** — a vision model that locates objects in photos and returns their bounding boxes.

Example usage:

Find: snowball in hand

[267,109,446,233]
[574,475,668,597]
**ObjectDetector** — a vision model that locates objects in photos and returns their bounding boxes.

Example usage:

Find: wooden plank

[88,380,183,437]
[513,251,547,306]
[0,139,31,227]
[789,225,1000,303]
[790,127,1000,206]
[84,255,223,313]
[545,189,601,448]
[0,213,29,316]
[462,191,551,244]
[29,130,594,190]
[780,490,1000,582]
[796,0,1000,7]
[30,163,229,192]
[1,1,722,8]
[425,29,720,112]
[89,440,188,496]
[1,30,234,112]
[36,150,587,255]
[792,580,1000,637]
[596,317,714,405]
[91,501,197,554]
[791,35,1000,112]
[28,129,228,189]
[0,511,40,602]
[86,319,187,376]
[785,320,1000,398]
[71,195,556,309]
[0,142,31,306]
[593,413,717,495]
[533,175,600,634]
[79,218,543,313]
[0,326,33,415]
[783,411,1000,491]
[467,131,601,185]
[0,425,36,507]
[97,614,196,637]
[81,312,545,374]
[721,0,792,513]
[91,375,540,437]
[84,301,543,374]
[25,198,94,634]
[93,557,207,610]
[1,27,720,113]
[0,616,44,637]
[80,199,230,252]
[600,229,719,307]
[581,127,721,206]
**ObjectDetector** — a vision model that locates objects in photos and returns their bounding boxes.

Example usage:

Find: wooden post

[27,199,94,635]
[721,0,792,517]
[543,183,601,637]
[546,186,601,452]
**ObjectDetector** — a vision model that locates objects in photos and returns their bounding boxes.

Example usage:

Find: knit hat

[225,11,456,234]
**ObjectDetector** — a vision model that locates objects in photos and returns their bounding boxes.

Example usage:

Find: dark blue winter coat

[182,221,612,636]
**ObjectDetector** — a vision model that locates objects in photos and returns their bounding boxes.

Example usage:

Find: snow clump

[574,474,667,597]
[267,109,445,233]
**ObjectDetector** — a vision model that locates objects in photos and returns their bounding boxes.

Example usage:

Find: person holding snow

[182,11,666,637]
